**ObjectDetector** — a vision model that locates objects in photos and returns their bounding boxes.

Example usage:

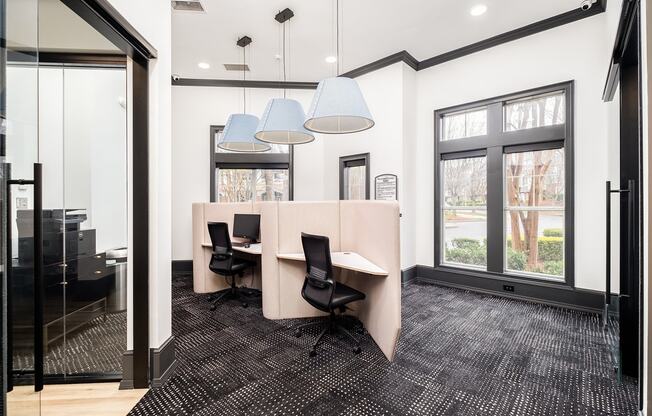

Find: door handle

[4,163,43,392]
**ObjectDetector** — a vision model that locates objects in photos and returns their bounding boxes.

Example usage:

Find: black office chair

[294,232,366,357]
[207,222,256,310]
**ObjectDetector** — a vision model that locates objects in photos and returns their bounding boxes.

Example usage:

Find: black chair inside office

[294,232,366,357]
[207,222,256,310]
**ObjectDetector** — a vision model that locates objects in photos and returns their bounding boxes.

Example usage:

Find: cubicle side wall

[259,202,280,318]
[192,202,256,293]
[276,201,341,319]
[340,201,402,360]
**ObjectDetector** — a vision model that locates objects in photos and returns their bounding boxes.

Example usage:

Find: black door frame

[603,0,644,410]
[49,0,156,389]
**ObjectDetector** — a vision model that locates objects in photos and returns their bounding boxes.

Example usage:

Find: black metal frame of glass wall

[433,81,574,287]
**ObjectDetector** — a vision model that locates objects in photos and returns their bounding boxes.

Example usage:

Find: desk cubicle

[192,200,401,361]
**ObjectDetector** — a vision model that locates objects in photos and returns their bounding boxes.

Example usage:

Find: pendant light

[304,0,374,134]
[255,9,315,145]
[218,36,271,152]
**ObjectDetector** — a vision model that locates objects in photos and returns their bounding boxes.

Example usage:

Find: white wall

[415,12,616,292]
[106,0,172,349]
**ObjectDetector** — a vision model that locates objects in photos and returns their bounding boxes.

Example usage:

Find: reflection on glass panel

[504,148,565,279]
[343,165,366,200]
[217,169,254,202]
[504,91,565,132]
[443,209,487,269]
[255,169,289,201]
[441,108,487,141]
[441,156,487,269]
[442,157,487,207]
[215,130,289,154]
[505,211,564,278]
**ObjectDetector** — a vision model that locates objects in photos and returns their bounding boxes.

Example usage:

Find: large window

[210,126,293,202]
[435,82,573,284]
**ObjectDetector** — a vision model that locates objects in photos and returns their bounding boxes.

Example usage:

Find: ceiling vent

[171,1,205,12]
[224,64,250,71]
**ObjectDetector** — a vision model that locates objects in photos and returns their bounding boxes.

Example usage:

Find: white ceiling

[172,0,583,81]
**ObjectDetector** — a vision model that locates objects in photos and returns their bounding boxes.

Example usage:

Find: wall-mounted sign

[375,174,398,201]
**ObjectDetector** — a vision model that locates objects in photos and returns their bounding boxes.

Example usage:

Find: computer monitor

[233,214,261,243]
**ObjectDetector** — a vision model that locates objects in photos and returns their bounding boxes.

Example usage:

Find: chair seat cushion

[209,257,255,276]
[330,283,365,308]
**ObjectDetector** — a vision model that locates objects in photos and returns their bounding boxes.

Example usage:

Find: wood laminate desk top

[276,252,388,276]
[202,242,262,256]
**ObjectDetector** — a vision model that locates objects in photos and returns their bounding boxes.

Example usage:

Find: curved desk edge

[276,252,388,276]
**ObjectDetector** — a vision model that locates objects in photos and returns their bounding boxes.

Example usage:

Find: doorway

[603,0,644,411]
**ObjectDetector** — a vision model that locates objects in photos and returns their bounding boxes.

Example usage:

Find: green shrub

[445,238,486,267]
[538,237,563,262]
[450,238,483,250]
[543,228,564,237]
[543,260,564,276]
[507,248,527,271]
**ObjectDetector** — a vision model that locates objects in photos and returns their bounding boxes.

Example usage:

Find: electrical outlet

[503,285,515,293]
[16,197,28,209]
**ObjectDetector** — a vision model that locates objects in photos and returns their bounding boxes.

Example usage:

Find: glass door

[3,0,43,413]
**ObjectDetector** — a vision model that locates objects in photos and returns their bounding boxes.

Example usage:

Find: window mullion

[486,146,504,273]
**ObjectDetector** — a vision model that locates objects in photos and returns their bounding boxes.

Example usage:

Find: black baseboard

[172,260,193,273]
[119,350,134,390]
[119,335,177,389]
[401,266,417,286]
[150,336,178,388]
[415,265,606,314]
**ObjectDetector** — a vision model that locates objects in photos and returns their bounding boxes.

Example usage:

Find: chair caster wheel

[210,304,217,311]
[295,330,302,338]
[242,302,248,308]
[309,349,316,357]
[353,346,361,354]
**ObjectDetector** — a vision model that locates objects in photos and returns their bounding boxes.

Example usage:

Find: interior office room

[3,0,652,415]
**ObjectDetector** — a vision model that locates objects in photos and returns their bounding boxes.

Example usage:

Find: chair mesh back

[208,222,232,272]
[208,222,232,251]
[301,233,334,310]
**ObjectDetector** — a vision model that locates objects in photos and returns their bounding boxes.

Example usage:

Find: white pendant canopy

[218,114,271,152]
[255,98,315,145]
[304,76,374,134]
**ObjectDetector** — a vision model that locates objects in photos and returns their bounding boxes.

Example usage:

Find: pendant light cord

[243,45,246,112]
[336,0,340,76]
[283,21,287,99]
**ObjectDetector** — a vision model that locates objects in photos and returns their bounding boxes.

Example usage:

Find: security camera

[172,74,181,82]
[580,0,595,11]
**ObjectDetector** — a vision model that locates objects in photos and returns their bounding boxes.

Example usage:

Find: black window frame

[434,81,574,286]
[339,153,371,200]
[209,125,294,202]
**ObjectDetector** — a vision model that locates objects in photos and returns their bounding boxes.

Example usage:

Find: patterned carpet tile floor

[129,273,638,415]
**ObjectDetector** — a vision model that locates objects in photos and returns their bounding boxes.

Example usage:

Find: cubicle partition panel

[274,202,341,319]
[339,201,402,360]
[192,202,260,293]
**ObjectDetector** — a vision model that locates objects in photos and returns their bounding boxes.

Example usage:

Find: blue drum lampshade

[218,114,271,152]
[255,98,315,145]
[304,77,374,134]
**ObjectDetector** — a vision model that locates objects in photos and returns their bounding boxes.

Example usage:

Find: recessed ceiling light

[325,56,337,64]
[470,4,487,16]
[198,62,210,69]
